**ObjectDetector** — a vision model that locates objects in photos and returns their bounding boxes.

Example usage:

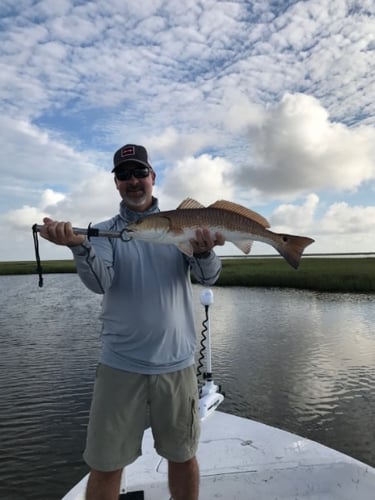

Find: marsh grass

[1,257,375,292]
[0,260,76,275]
[217,257,375,292]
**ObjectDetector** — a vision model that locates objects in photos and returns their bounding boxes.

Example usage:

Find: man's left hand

[190,229,225,255]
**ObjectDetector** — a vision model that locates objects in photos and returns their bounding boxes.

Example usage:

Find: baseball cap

[112,144,152,172]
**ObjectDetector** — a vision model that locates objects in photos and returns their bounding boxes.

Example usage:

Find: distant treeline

[1,257,375,293]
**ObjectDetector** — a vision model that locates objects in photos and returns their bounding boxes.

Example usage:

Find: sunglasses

[115,166,151,181]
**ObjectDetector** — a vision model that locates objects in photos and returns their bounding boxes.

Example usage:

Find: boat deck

[63,410,375,499]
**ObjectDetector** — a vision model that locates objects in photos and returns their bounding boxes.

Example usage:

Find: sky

[0,0,374,262]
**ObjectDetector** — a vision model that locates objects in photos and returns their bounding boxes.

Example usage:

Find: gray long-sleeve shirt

[70,198,222,374]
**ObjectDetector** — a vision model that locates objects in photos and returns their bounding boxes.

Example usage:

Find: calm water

[1,274,374,499]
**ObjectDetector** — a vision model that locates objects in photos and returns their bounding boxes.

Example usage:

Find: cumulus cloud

[156,154,233,209]
[0,115,108,216]
[5,188,66,233]
[321,202,375,235]
[40,188,66,209]
[1,1,375,260]
[270,193,319,232]
[234,93,375,198]
[46,171,119,224]
[6,205,49,230]
[146,127,218,160]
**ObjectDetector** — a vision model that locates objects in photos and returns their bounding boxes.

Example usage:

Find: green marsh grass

[1,257,375,292]
[218,257,375,292]
[0,260,76,275]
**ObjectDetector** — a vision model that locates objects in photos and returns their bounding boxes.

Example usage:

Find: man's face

[114,163,156,212]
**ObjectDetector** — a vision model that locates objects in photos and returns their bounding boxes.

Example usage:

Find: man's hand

[39,217,86,247]
[190,228,225,255]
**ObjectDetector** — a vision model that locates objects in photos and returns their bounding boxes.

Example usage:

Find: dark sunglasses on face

[115,166,151,181]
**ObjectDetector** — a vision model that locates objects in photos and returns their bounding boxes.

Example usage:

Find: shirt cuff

[70,240,91,256]
[193,250,212,259]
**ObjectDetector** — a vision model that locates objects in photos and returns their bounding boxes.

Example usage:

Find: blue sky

[0,0,374,261]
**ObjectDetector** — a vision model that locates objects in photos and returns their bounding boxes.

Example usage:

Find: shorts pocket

[189,396,199,442]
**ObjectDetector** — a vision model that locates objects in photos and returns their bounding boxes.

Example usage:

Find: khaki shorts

[83,364,200,471]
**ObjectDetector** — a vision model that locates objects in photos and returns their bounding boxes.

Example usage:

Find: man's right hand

[39,217,86,247]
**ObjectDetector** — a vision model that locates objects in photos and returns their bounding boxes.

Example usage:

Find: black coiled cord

[196,305,209,394]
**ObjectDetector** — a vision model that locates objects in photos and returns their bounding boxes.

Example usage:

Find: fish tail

[274,234,315,269]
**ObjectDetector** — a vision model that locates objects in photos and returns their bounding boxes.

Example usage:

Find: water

[1,275,374,499]
[199,287,375,466]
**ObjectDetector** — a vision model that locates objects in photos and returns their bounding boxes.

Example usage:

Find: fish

[125,198,315,269]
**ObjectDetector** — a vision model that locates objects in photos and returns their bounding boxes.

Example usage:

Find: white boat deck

[63,410,375,499]
[63,289,375,499]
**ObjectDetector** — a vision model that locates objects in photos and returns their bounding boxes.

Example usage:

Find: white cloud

[321,202,375,235]
[4,188,66,231]
[6,205,48,230]
[47,171,119,225]
[39,189,66,210]
[157,154,234,209]
[234,93,375,198]
[0,1,375,260]
[0,115,106,214]
[271,193,319,232]
[145,127,218,160]
[219,91,265,132]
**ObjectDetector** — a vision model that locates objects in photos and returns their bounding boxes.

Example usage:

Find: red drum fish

[126,198,314,269]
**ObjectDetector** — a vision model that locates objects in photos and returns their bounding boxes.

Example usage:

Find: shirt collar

[119,197,159,223]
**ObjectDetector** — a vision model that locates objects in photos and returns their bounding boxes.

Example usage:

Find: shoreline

[1,257,375,292]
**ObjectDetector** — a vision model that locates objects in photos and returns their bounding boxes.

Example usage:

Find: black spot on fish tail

[275,234,315,269]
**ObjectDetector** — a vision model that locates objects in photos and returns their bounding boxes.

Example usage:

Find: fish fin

[209,200,270,228]
[273,234,315,269]
[177,241,195,256]
[232,240,253,255]
[177,198,205,210]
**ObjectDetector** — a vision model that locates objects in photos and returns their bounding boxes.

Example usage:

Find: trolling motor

[197,289,225,420]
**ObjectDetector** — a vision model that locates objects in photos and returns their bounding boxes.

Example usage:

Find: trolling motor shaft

[198,289,225,420]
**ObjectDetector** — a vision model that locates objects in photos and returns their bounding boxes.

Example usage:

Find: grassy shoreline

[1,257,375,292]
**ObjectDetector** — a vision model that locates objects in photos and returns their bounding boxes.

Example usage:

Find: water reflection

[0,276,374,500]
[194,286,375,466]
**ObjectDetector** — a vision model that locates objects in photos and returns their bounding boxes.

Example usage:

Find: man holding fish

[39,144,225,500]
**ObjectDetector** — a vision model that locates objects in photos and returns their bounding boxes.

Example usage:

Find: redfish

[126,199,314,269]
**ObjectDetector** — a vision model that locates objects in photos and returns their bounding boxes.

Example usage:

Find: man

[40,144,224,500]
